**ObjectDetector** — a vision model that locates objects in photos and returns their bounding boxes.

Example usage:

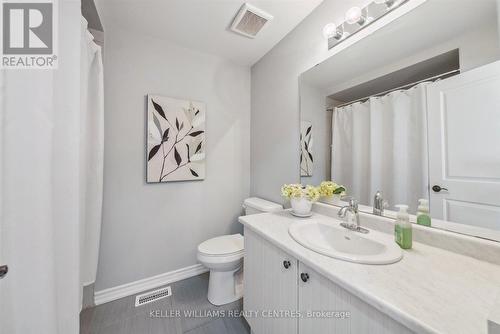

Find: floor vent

[134,286,172,307]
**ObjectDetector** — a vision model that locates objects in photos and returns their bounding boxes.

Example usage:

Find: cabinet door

[244,228,298,334]
[298,263,414,334]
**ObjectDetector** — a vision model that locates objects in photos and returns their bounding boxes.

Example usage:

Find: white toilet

[197,197,283,305]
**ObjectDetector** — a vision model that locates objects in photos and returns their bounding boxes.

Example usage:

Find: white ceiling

[95,0,324,66]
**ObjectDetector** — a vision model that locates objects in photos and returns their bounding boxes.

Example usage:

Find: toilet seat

[198,234,244,257]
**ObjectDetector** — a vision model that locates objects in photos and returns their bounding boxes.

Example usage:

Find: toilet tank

[243,197,283,215]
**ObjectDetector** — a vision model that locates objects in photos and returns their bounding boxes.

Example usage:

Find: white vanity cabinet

[298,262,413,334]
[244,228,414,334]
[244,228,299,334]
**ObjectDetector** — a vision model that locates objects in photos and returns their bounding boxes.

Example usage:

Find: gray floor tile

[80,273,249,334]
[171,274,218,331]
[223,316,250,334]
[172,274,247,332]
[125,314,151,334]
[96,319,128,334]
[171,273,211,308]
[185,318,227,334]
[149,315,183,334]
[92,295,135,328]
[80,307,95,334]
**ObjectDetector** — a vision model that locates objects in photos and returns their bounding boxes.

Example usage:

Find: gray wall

[250,0,369,204]
[96,27,250,291]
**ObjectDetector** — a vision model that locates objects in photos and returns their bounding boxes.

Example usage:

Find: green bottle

[394,205,412,249]
[417,199,431,227]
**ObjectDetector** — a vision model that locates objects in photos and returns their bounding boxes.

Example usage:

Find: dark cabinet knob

[300,273,309,282]
[432,185,449,193]
[283,260,291,269]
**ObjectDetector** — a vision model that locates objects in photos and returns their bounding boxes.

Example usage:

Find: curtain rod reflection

[328,69,461,110]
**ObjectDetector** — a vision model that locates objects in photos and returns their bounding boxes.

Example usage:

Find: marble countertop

[239,211,500,334]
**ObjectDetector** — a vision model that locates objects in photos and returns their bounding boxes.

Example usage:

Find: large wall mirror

[299,0,500,241]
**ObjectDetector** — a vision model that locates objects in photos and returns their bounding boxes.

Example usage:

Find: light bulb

[345,7,365,25]
[322,23,337,39]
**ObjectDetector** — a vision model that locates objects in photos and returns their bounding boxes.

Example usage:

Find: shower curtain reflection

[332,83,430,213]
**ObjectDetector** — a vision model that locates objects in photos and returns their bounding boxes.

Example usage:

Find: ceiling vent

[230,3,273,38]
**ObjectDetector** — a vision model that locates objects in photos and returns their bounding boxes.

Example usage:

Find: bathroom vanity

[239,205,500,334]
[241,1,500,333]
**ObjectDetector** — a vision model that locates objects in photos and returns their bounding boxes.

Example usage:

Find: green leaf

[333,187,346,195]
[186,143,191,162]
[190,169,199,177]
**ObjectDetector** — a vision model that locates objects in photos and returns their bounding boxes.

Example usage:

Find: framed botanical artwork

[147,95,206,183]
[300,121,313,177]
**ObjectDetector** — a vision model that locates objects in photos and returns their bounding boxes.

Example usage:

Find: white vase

[290,197,313,215]
[320,194,342,206]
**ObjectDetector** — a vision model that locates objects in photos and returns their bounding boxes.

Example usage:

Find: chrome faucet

[338,198,369,234]
[373,191,385,216]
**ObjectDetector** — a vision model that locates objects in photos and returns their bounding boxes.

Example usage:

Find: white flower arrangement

[282,181,347,216]
[281,184,320,202]
[281,181,346,202]
[318,181,346,198]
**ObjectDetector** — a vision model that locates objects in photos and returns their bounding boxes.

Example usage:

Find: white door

[243,228,298,334]
[427,61,500,232]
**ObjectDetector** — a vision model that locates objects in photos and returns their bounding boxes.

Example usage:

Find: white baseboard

[94,264,208,306]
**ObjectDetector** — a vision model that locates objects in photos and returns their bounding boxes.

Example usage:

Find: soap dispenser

[394,205,412,249]
[417,199,431,227]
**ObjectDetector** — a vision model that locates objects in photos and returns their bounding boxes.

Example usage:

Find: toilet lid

[198,234,244,256]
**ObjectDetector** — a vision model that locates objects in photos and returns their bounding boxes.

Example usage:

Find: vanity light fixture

[325,0,409,50]
[322,23,344,40]
[345,7,366,26]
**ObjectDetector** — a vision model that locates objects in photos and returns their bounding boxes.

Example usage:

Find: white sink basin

[288,220,403,264]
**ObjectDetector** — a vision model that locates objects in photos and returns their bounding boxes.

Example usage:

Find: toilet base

[207,267,243,306]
